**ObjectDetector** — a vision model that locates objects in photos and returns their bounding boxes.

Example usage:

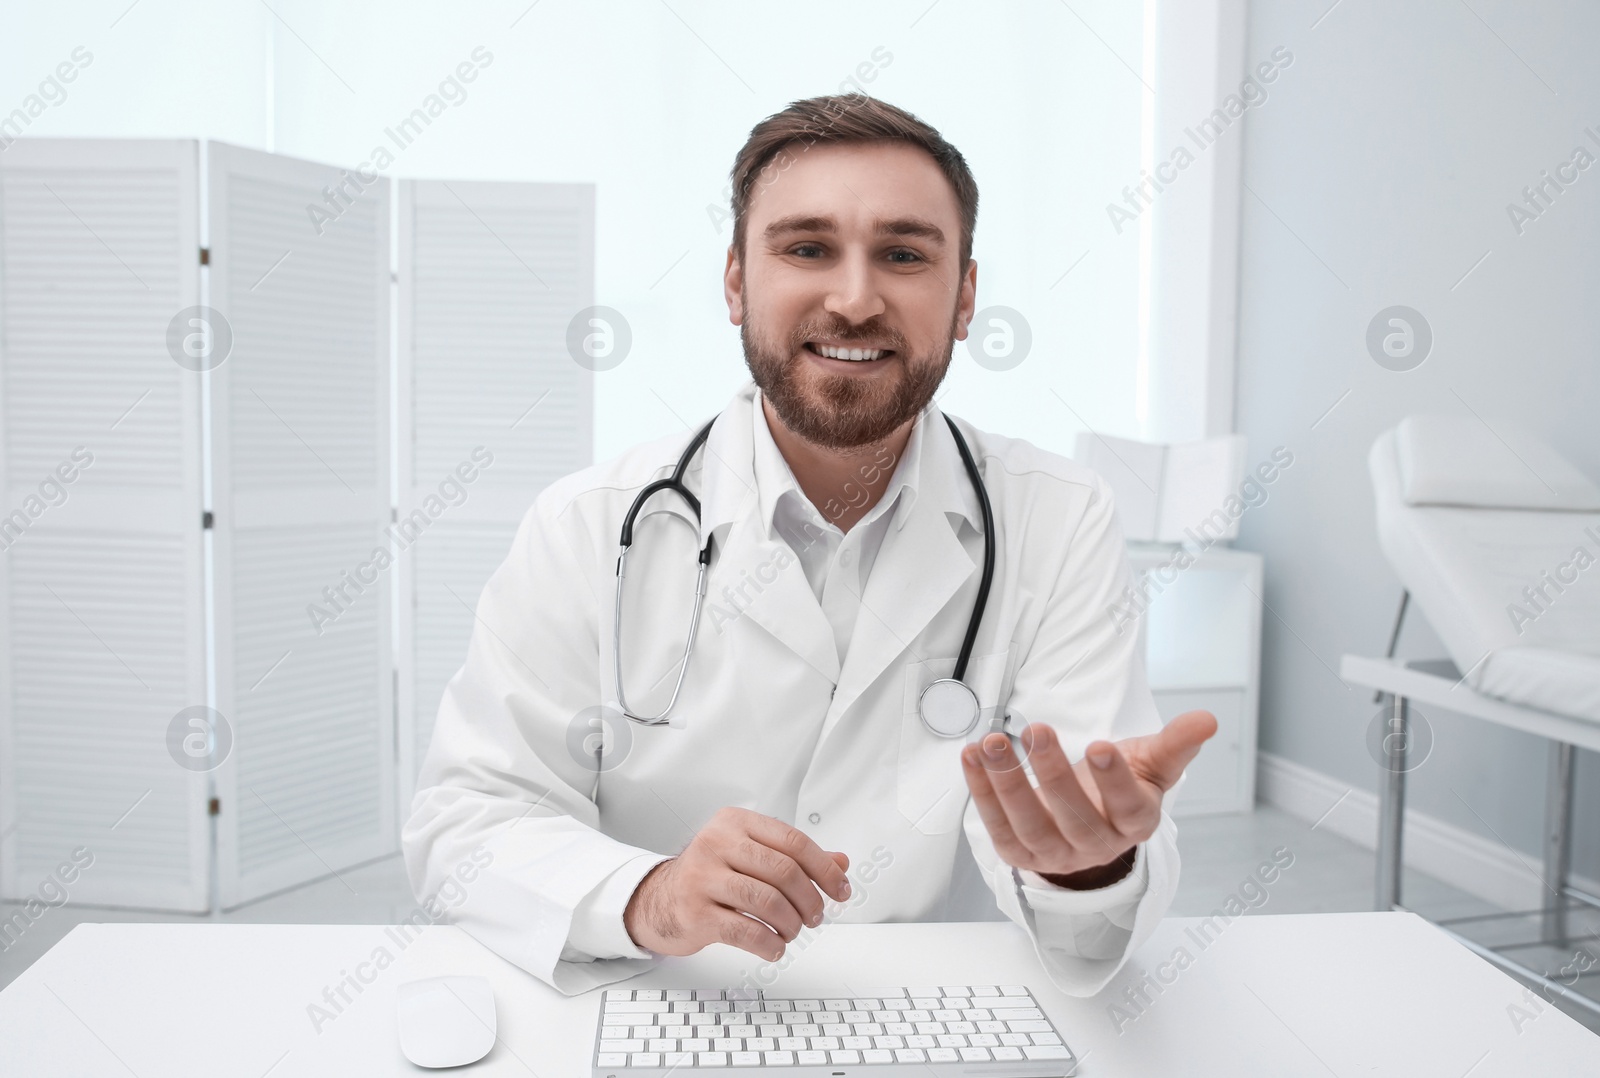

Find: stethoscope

[613,410,998,740]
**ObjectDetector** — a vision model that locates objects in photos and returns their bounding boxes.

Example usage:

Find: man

[402,93,1216,997]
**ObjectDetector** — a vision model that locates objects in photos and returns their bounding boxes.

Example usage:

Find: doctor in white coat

[403,93,1216,998]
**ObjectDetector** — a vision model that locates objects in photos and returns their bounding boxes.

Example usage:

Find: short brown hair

[729,93,979,270]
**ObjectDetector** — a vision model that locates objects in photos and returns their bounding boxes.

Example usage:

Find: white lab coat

[402,379,1180,997]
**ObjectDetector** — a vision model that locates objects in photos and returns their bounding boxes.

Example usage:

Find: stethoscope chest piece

[919,677,981,738]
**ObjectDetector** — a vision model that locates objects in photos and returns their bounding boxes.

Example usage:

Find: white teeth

[815,344,886,361]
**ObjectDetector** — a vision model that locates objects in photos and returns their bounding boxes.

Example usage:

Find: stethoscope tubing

[612,410,994,730]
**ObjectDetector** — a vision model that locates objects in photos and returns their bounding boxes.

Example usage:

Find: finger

[1135,710,1218,790]
[971,728,1072,860]
[829,851,850,872]
[709,906,787,963]
[721,837,827,930]
[961,743,1033,865]
[708,871,805,941]
[1081,740,1160,839]
[1019,725,1121,855]
[747,814,852,902]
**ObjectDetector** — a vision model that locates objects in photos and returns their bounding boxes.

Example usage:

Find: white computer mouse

[396,975,497,1068]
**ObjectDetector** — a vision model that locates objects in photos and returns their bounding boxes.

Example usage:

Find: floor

[4,804,1598,1036]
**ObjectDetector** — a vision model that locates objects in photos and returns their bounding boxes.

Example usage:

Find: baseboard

[1256,751,1600,912]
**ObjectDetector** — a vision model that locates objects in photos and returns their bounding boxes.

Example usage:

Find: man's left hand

[961,710,1218,889]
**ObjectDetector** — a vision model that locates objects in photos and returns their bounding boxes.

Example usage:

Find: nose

[821,247,887,327]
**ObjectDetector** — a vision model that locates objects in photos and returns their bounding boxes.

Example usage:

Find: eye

[788,243,825,259]
[887,248,923,264]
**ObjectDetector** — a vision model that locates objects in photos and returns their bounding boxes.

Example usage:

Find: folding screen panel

[0,139,209,911]
[395,180,594,811]
[207,143,394,908]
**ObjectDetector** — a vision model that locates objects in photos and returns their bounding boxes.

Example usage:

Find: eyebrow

[762,213,947,248]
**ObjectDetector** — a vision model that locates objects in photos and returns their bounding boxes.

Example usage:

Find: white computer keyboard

[591,984,1078,1076]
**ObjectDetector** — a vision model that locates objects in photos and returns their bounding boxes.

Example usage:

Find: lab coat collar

[691,379,986,710]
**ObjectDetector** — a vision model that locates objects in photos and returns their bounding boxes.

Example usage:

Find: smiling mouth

[803,341,896,363]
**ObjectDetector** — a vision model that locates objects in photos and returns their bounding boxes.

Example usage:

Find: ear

[952,257,978,341]
[723,245,745,326]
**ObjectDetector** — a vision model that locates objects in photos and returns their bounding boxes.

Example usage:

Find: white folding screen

[1,145,591,912]
[0,140,210,912]
[396,180,594,809]
[207,143,394,908]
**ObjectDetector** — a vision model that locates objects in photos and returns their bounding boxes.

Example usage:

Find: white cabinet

[1126,543,1263,816]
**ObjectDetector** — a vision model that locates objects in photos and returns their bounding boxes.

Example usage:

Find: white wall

[1234,0,1600,879]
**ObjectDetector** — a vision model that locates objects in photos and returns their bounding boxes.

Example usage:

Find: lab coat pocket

[897,646,1015,835]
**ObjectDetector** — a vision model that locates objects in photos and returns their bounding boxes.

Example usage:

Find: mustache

[791,321,906,352]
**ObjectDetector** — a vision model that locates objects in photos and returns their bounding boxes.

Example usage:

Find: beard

[740,287,958,450]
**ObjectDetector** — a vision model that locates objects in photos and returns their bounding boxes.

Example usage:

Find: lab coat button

[808,812,821,824]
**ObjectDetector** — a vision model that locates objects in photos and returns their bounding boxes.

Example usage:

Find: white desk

[1,914,1594,1075]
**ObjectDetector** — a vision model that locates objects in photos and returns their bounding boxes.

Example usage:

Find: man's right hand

[622,807,852,962]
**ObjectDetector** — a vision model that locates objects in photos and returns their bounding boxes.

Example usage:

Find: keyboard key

[1026,1044,1074,1060]
[697,1051,728,1066]
[1001,985,1030,996]
[778,1037,806,1051]
[938,1033,970,1048]
[726,988,761,1001]
[596,1053,627,1067]
[1008,1019,1052,1033]
[929,1047,960,1062]
[843,1035,871,1049]
[764,1050,794,1065]
[895,1048,928,1062]
[599,1039,642,1053]
[731,1051,760,1065]
[1001,1032,1031,1046]
[667,989,694,1001]
[1032,1031,1064,1045]
[863,1049,894,1063]
[604,989,632,1001]
[830,1049,862,1064]
[600,1025,630,1039]
[810,1036,840,1050]
[635,990,663,1001]
[798,1050,827,1064]
[648,1039,675,1053]
[972,1033,1000,1047]
[694,989,723,1001]
[681,1037,710,1051]
[664,1051,694,1066]
[906,1034,936,1048]
[824,999,851,1011]
[873,1035,904,1049]
[992,1007,1044,1020]
[630,1052,660,1066]
[942,986,971,996]
[960,1046,992,1062]
[973,985,1000,997]
[993,1046,1024,1060]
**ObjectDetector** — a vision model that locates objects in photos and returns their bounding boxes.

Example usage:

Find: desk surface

[1,912,1595,1075]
